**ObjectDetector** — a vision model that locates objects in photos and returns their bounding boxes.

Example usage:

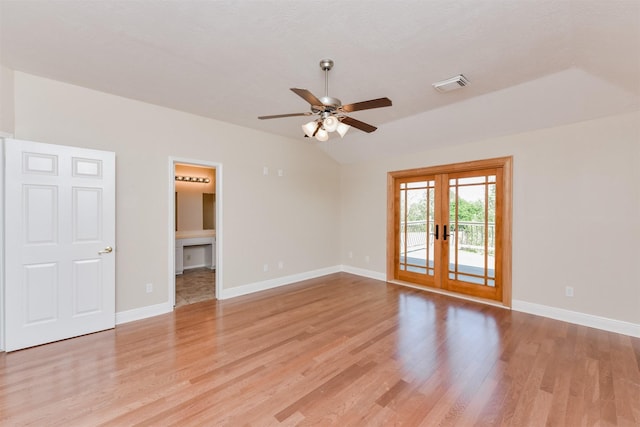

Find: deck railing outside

[400,220,495,253]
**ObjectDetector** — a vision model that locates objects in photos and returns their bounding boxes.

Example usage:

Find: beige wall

[0,65,14,135]
[7,70,639,328]
[340,111,640,325]
[12,72,341,312]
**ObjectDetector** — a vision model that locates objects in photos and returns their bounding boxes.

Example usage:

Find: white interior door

[4,138,115,351]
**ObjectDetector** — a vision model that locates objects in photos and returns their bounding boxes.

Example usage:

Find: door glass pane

[399,179,435,276]
[457,176,486,185]
[448,175,496,286]
[399,187,406,270]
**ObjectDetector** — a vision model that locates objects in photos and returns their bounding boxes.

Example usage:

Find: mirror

[203,193,215,230]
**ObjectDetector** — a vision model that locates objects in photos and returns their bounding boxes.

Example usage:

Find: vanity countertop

[176,230,216,239]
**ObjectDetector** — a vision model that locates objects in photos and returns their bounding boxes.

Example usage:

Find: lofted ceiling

[1,0,639,164]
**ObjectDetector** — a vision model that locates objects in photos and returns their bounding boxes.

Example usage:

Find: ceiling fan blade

[341,97,392,113]
[290,88,324,106]
[341,116,378,133]
[258,112,312,120]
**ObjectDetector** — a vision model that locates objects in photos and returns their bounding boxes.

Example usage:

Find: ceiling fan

[258,59,392,141]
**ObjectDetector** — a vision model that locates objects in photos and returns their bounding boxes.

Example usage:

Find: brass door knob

[98,246,113,254]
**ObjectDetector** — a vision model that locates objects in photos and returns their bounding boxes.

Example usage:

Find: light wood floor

[1,273,639,426]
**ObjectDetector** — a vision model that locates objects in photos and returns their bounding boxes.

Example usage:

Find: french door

[388,157,512,304]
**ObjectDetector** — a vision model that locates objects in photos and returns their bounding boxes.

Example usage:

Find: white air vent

[432,74,470,93]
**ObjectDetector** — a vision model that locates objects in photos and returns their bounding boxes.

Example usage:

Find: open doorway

[169,158,222,308]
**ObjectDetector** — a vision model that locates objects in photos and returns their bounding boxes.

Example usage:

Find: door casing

[168,157,223,307]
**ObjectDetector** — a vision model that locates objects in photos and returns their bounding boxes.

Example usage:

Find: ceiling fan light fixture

[336,121,350,137]
[302,120,318,137]
[259,59,392,139]
[323,115,339,132]
[315,128,329,142]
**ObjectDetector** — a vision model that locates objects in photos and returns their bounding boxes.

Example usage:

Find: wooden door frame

[387,156,513,307]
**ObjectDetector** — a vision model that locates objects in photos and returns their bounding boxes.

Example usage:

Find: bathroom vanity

[175,230,216,275]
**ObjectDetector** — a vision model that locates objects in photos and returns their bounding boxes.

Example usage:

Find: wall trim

[340,265,386,281]
[115,302,173,325]
[105,269,638,340]
[183,264,209,271]
[512,299,640,338]
[0,139,5,351]
[219,265,342,300]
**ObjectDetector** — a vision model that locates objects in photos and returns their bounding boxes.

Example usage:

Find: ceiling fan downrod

[317,59,340,111]
[319,59,334,98]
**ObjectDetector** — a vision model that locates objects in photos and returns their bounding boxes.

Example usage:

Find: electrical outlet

[365,255,370,264]
[263,263,269,272]
[146,283,153,293]
[263,166,269,175]
[186,254,191,261]
[565,286,574,297]
[348,251,353,259]
[278,261,284,269]
[278,169,284,177]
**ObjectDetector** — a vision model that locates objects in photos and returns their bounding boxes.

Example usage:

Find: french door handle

[430,224,439,240]
[443,225,449,241]
[98,246,113,254]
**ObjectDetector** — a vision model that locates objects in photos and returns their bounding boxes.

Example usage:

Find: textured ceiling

[1,0,639,163]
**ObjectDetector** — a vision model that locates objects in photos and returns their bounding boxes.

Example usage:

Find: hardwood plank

[375,379,410,407]
[0,272,638,426]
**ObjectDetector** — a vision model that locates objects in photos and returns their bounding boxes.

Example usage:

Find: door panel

[25,185,58,244]
[4,138,116,351]
[24,263,58,324]
[73,187,102,241]
[444,170,502,300]
[73,259,102,315]
[390,158,511,304]
[397,178,437,286]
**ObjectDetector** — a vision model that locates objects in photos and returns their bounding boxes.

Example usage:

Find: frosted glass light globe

[302,121,317,137]
[315,129,329,141]
[336,122,350,137]
[323,116,339,132]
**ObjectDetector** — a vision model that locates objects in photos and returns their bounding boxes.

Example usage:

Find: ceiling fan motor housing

[314,96,341,113]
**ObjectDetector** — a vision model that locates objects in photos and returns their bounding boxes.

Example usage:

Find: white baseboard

[111,268,640,340]
[338,268,639,338]
[512,300,640,338]
[219,265,342,299]
[183,264,207,270]
[115,302,173,325]
[340,265,386,281]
